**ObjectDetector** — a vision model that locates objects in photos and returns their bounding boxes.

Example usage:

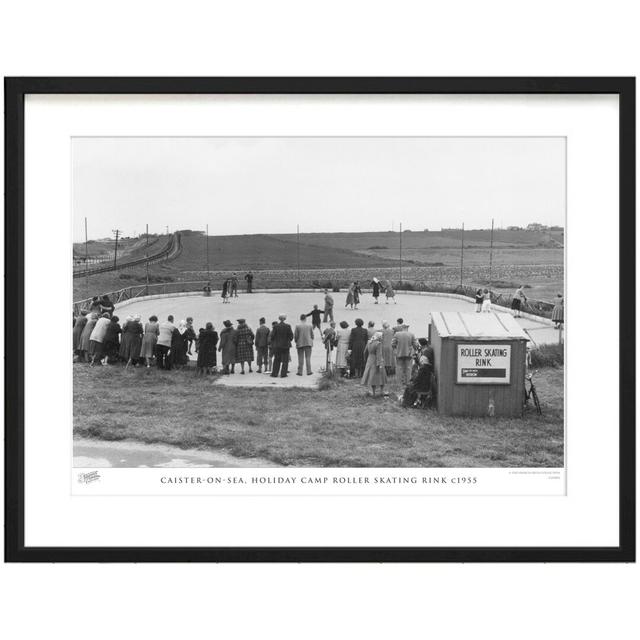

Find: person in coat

[79,312,99,362]
[322,321,337,370]
[156,315,175,370]
[196,322,218,375]
[270,314,294,378]
[402,355,434,409]
[103,316,122,363]
[304,305,324,338]
[552,293,564,329]
[385,281,396,304]
[392,325,419,386]
[267,321,278,373]
[361,332,388,396]
[335,321,350,376]
[244,271,254,293]
[371,277,381,304]
[353,281,362,309]
[254,317,270,373]
[168,320,189,369]
[121,314,144,368]
[221,280,229,303]
[218,320,237,374]
[347,318,369,378]
[367,321,376,338]
[511,285,528,318]
[380,321,395,375]
[234,318,255,374]
[475,288,484,312]
[294,314,314,376]
[89,312,112,366]
[345,283,355,309]
[140,315,160,368]
[72,310,88,359]
[323,289,335,323]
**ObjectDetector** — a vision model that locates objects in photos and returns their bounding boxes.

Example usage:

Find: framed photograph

[4,77,635,562]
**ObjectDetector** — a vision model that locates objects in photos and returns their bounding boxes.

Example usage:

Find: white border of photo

[24,94,618,547]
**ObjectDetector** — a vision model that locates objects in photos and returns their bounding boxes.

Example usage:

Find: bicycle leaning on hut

[523,370,542,415]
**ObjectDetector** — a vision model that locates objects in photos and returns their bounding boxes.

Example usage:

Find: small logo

[78,470,101,484]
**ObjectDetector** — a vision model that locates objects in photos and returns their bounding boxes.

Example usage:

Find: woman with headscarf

[103,315,122,363]
[169,320,189,369]
[371,277,381,304]
[335,320,350,376]
[140,315,160,368]
[552,293,564,329]
[218,320,237,374]
[234,318,255,374]
[196,322,219,376]
[72,310,89,360]
[381,321,395,375]
[79,312,99,362]
[361,332,388,397]
[120,314,143,368]
[348,318,369,378]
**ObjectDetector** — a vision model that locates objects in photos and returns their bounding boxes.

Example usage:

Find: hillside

[168,232,401,272]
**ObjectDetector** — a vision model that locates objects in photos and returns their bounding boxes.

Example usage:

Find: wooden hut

[429,311,529,417]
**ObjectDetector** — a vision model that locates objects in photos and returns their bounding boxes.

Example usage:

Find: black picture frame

[4,77,635,563]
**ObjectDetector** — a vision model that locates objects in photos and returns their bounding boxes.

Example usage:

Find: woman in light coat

[79,312,99,362]
[361,332,388,397]
[334,320,350,376]
[380,321,395,375]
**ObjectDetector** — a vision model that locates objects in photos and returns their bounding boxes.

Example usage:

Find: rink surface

[115,291,557,388]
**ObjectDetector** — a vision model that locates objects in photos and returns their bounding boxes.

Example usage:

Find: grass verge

[74,364,564,468]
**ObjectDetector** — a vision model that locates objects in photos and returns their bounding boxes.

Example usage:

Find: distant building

[526,222,548,232]
[507,225,522,231]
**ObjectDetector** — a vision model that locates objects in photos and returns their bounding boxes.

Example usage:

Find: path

[73,437,280,468]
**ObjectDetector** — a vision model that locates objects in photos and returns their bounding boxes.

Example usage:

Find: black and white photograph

[71,136,566,473]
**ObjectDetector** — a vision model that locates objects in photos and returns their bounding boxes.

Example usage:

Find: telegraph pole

[112,229,121,270]
[296,224,301,281]
[84,217,89,297]
[460,222,464,287]
[145,223,150,291]
[206,224,210,280]
[489,218,494,287]
[399,222,403,284]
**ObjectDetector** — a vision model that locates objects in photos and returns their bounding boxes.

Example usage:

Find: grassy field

[73,364,564,468]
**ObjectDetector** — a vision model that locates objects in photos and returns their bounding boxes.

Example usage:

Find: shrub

[318,367,345,391]
[529,342,564,368]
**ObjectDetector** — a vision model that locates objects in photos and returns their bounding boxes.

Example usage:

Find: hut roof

[430,311,528,340]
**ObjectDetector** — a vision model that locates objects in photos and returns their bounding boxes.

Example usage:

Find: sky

[72,137,566,241]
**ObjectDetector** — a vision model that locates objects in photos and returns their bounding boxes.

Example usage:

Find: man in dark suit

[270,314,294,378]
